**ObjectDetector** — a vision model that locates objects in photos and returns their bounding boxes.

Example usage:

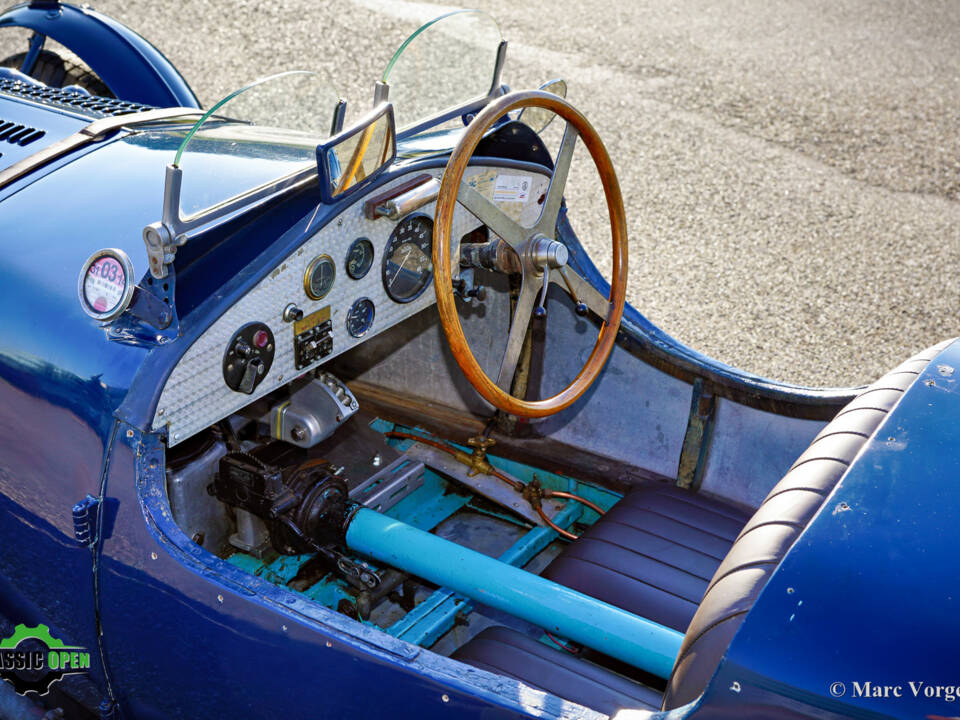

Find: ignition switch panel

[223,322,275,394]
[293,306,334,370]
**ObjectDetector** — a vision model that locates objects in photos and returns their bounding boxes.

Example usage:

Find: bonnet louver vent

[0,119,45,147]
[0,78,154,117]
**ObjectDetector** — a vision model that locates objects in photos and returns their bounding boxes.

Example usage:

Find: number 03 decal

[78,248,136,322]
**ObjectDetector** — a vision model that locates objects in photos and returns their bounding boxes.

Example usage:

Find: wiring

[545,631,580,655]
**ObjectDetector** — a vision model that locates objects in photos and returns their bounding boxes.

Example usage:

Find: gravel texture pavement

[3,0,957,387]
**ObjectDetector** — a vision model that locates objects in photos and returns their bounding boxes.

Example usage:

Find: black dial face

[304,255,336,300]
[382,215,433,303]
[345,297,375,338]
[345,237,374,280]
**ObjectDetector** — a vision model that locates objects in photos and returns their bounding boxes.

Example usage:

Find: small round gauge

[345,297,375,338]
[304,254,336,300]
[382,214,433,303]
[77,248,135,322]
[345,237,374,280]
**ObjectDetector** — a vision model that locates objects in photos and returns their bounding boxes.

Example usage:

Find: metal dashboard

[153,165,551,445]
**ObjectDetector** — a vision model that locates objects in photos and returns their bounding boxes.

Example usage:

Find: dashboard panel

[153,165,551,445]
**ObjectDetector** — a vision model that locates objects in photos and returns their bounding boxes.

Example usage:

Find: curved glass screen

[173,71,341,217]
[382,10,502,131]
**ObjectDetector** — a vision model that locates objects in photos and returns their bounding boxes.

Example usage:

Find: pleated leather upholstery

[452,626,662,715]
[542,484,750,634]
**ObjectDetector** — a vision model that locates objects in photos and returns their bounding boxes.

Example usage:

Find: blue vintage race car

[1,2,957,719]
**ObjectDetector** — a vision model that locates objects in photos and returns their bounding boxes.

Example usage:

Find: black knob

[575,302,589,317]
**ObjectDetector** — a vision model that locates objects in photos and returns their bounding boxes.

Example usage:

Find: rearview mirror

[317,103,396,203]
[518,79,567,133]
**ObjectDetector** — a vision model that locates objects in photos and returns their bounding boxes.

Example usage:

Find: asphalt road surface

[3,1,958,387]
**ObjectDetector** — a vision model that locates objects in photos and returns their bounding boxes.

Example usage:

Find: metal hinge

[72,494,100,547]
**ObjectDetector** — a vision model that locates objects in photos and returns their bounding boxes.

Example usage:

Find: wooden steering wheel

[433,90,628,418]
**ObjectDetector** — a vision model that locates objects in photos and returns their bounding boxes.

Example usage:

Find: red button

[254,329,269,348]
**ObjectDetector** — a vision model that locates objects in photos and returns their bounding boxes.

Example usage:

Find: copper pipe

[488,467,525,491]
[385,431,524,490]
[385,431,456,456]
[384,430,601,536]
[543,490,605,517]
[536,506,579,540]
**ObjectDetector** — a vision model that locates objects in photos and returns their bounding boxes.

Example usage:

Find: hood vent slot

[0,120,46,147]
[0,79,154,117]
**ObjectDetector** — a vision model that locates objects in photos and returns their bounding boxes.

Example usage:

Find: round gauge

[345,297,375,338]
[345,237,374,280]
[382,215,434,303]
[304,254,336,300]
[77,248,135,322]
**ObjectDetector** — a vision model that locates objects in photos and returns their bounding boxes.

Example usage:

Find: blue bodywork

[1,5,957,719]
[0,1,198,109]
[706,342,960,719]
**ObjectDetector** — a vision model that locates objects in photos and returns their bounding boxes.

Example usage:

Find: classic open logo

[0,624,89,694]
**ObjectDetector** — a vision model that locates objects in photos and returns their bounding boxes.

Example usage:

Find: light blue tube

[345,508,683,678]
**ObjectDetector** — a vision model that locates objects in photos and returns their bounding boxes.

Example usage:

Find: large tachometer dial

[382,215,433,303]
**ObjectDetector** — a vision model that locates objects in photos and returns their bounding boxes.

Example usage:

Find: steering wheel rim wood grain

[433,90,628,418]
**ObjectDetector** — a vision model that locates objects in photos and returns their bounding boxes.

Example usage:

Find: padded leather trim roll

[452,626,662,715]
[663,340,953,709]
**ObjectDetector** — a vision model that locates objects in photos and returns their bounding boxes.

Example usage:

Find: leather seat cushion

[542,484,751,633]
[452,626,662,715]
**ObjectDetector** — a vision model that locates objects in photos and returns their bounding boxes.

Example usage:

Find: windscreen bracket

[144,161,317,279]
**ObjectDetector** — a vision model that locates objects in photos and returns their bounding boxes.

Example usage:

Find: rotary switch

[223,322,275,394]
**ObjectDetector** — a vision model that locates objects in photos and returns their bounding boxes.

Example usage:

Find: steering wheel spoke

[554,266,613,323]
[534,121,578,237]
[496,279,538,390]
[457,181,526,249]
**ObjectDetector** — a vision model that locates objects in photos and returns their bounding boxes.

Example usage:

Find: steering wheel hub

[528,235,569,272]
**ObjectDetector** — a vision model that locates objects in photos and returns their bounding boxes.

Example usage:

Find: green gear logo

[0,624,90,695]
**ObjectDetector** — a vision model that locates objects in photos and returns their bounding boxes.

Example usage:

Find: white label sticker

[493,173,532,203]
